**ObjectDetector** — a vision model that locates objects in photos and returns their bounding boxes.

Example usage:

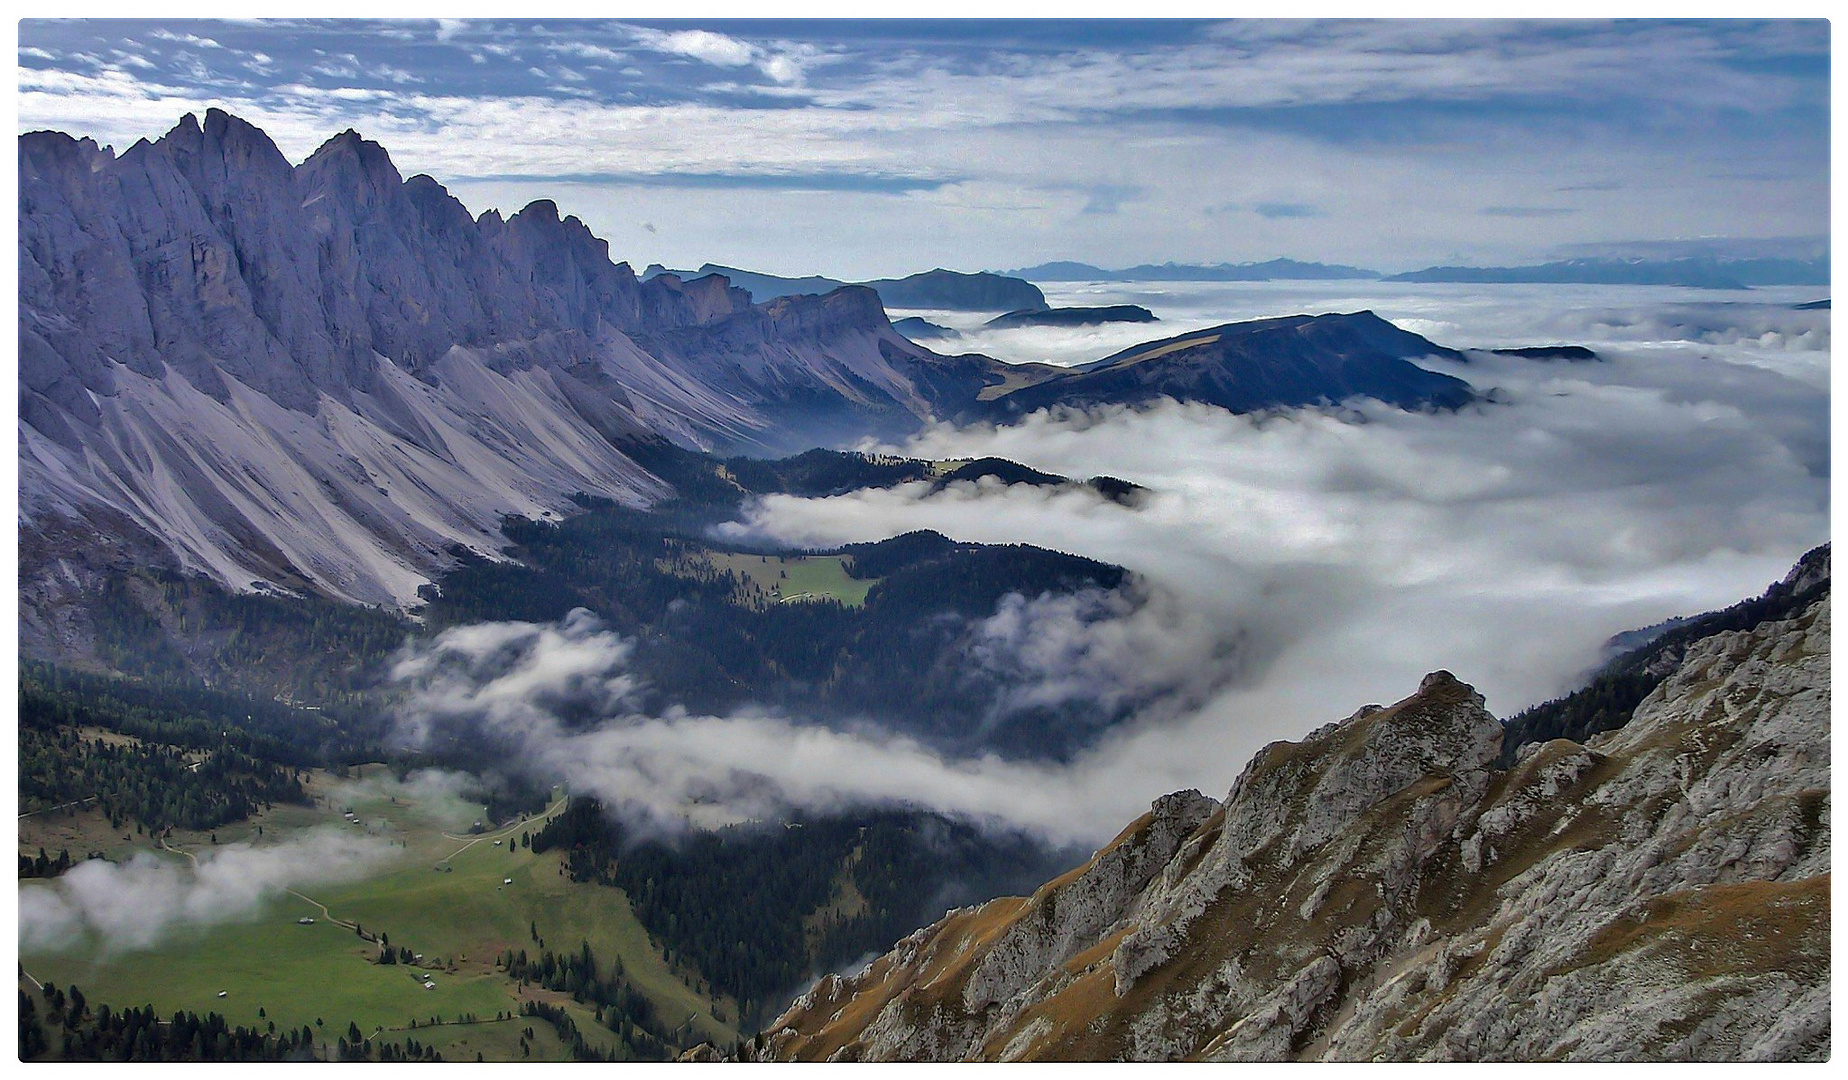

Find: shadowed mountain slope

[976,312,1473,420]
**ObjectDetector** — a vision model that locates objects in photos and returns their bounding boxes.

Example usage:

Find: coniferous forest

[529,797,1074,1025]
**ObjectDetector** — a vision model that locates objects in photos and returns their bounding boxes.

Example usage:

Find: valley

[14,17,1830,1064]
[21,764,728,1061]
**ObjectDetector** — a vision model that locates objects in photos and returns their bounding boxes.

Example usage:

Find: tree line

[17,980,435,1062]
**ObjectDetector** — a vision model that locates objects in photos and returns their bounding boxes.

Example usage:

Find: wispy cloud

[623,24,811,86]
[149,29,222,50]
[14,18,1828,276]
[20,830,394,954]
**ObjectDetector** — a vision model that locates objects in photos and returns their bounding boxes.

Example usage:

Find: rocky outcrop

[892,316,957,341]
[1501,543,1830,762]
[740,574,1830,1061]
[648,263,1048,313]
[1488,345,1601,362]
[866,269,1047,313]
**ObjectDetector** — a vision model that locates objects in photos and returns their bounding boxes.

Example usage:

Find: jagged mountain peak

[17,111,967,615]
[166,110,203,138]
[737,566,1829,1062]
[300,125,405,197]
[512,196,563,223]
[17,110,1488,631]
[18,128,112,172]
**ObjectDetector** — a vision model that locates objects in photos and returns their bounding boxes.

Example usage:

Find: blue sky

[17,18,1830,278]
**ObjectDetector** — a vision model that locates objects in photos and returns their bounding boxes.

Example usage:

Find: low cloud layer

[390,612,1145,843]
[20,830,393,955]
[907,280,1832,376]
[389,284,1826,846]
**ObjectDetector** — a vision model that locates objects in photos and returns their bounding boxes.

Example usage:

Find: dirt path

[285,889,360,932]
[18,795,97,820]
[158,835,199,868]
[159,833,361,934]
[437,795,568,863]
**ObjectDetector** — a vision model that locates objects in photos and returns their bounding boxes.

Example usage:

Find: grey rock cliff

[16,112,991,617]
[742,570,1830,1061]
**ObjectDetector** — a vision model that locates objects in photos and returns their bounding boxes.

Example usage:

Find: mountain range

[1003,256,1828,289]
[1384,256,1830,290]
[1003,259,1382,282]
[16,110,1829,1066]
[18,110,1480,622]
[642,262,1048,311]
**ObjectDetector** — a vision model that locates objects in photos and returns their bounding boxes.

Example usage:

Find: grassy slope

[705,551,876,608]
[19,769,739,1061]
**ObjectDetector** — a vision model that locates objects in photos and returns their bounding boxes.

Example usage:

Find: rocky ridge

[17,111,980,612]
[649,263,1049,312]
[735,573,1830,1061]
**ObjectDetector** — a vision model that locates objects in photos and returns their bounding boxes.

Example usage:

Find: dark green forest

[419,500,1132,758]
[17,981,424,1062]
[16,665,347,838]
[1500,543,1829,764]
[529,797,1074,1025]
[496,940,671,1058]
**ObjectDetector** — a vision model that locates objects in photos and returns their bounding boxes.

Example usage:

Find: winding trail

[159,833,362,933]
[158,835,199,868]
[285,889,360,932]
[436,795,568,864]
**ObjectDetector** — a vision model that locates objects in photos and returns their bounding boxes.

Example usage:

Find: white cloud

[624,24,808,86]
[19,830,393,955]
[388,609,1164,843]
[637,28,756,68]
[15,21,1824,276]
[149,29,223,50]
[716,287,1823,833]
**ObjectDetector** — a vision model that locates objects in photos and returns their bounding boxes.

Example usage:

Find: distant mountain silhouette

[1005,258,1382,281]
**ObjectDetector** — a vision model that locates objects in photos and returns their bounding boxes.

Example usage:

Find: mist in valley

[382,282,1828,847]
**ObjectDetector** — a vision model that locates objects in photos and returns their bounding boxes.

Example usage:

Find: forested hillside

[530,798,1074,1026]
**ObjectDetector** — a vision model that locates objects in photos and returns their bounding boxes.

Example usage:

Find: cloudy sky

[16,17,1830,278]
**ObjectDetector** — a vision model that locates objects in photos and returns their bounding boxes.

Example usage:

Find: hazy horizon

[18,18,1830,280]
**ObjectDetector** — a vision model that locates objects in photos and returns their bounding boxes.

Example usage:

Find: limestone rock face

[16,111,968,614]
[742,581,1830,1062]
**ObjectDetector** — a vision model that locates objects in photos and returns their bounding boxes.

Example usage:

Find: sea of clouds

[388,281,1828,847]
